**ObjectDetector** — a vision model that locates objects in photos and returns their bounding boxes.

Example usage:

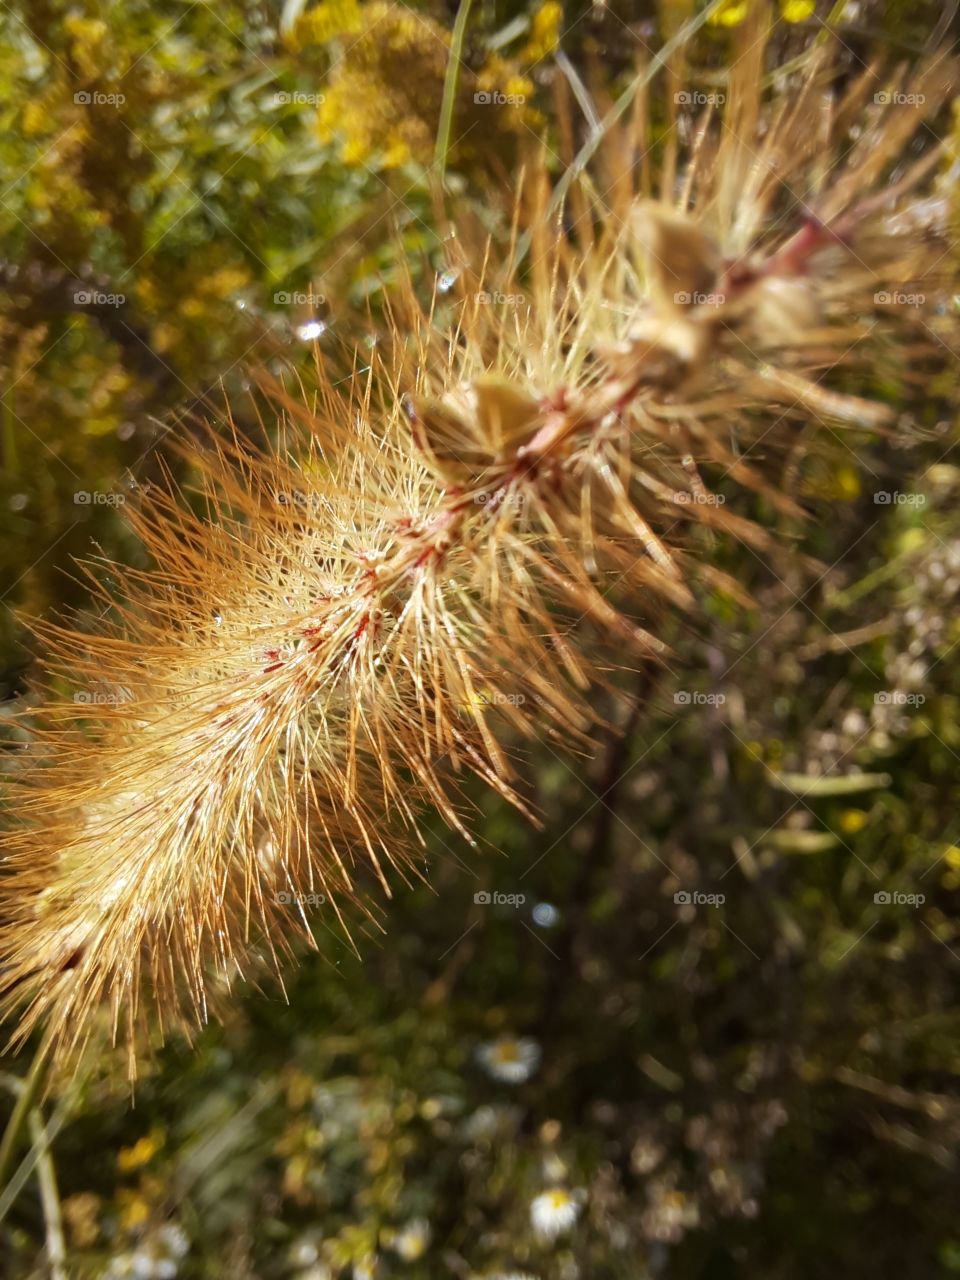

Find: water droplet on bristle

[297,320,327,342]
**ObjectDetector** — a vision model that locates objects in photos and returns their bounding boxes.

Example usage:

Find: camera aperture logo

[275,489,325,509]
[873,491,925,506]
[74,686,133,706]
[874,690,925,707]
[873,91,925,106]
[673,490,726,506]
[674,91,725,106]
[674,690,726,706]
[673,290,726,307]
[74,490,126,506]
[274,91,326,107]
[474,90,526,106]
[460,690,526,715]
[873,290,925,307]
[474,491,526,505]
[74,90,126,107]
[475,290,526,306]
[475,890,525,907]
[74,290,125,308]
[874,890,924,906]
[274,290,326,307]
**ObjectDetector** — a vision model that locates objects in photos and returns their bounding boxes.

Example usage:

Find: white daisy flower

[155,1226,189,1261]
[390,1218,431,1261]
[102,1256,136,1280]
[128,1251,172,1280]
[530,1188,583,1240]
[477,1036,541,1083]
[106,1225,189,1280]
[462,1103,523,1141]
[290,1234,322,1267]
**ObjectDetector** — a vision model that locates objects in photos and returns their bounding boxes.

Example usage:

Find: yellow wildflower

[117,1129,164,1173]
[781,0,816,21]
[839,809,869,835]
[287,0,363,48]
[707,0,751,26]
[524,1,563,61]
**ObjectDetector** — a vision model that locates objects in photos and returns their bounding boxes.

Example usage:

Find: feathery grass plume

[1,26,956,1073]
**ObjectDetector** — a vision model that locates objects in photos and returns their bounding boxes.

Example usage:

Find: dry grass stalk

[1,30,956,1073]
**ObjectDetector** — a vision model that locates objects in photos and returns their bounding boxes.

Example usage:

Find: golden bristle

[2,35,955,1074]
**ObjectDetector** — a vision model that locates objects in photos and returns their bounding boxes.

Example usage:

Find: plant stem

[0,1038,52,1196]
[434,0,474,190]
[515,0,730,264]
[29,1107,67,1280]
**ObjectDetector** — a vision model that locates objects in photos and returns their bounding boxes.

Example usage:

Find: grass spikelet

[2,32,956,1073]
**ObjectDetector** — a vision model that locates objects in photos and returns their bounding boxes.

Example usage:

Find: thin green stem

[29,1108,67,1280]
[0,1038,52,1198]
[434,0,474,190]
[514,0,747,265]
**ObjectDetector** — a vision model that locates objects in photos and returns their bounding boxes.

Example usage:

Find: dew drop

[296,319,327,342]
[533,901,560,928]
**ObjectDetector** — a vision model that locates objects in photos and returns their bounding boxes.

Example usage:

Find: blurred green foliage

[1,1,960,1278]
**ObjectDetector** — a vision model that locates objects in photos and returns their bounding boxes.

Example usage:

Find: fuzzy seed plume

[2,30,957,1072]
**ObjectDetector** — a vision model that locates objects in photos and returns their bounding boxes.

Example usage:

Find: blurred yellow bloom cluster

[116,1128,165,1173]
[523,0,564,62]
[709,0,815,25]
[288,0,547,170]
[297,2,450,168]
[62,14,112,80]
[475,54,537,114]
[141,261,251,356]
[287,0,365,46]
